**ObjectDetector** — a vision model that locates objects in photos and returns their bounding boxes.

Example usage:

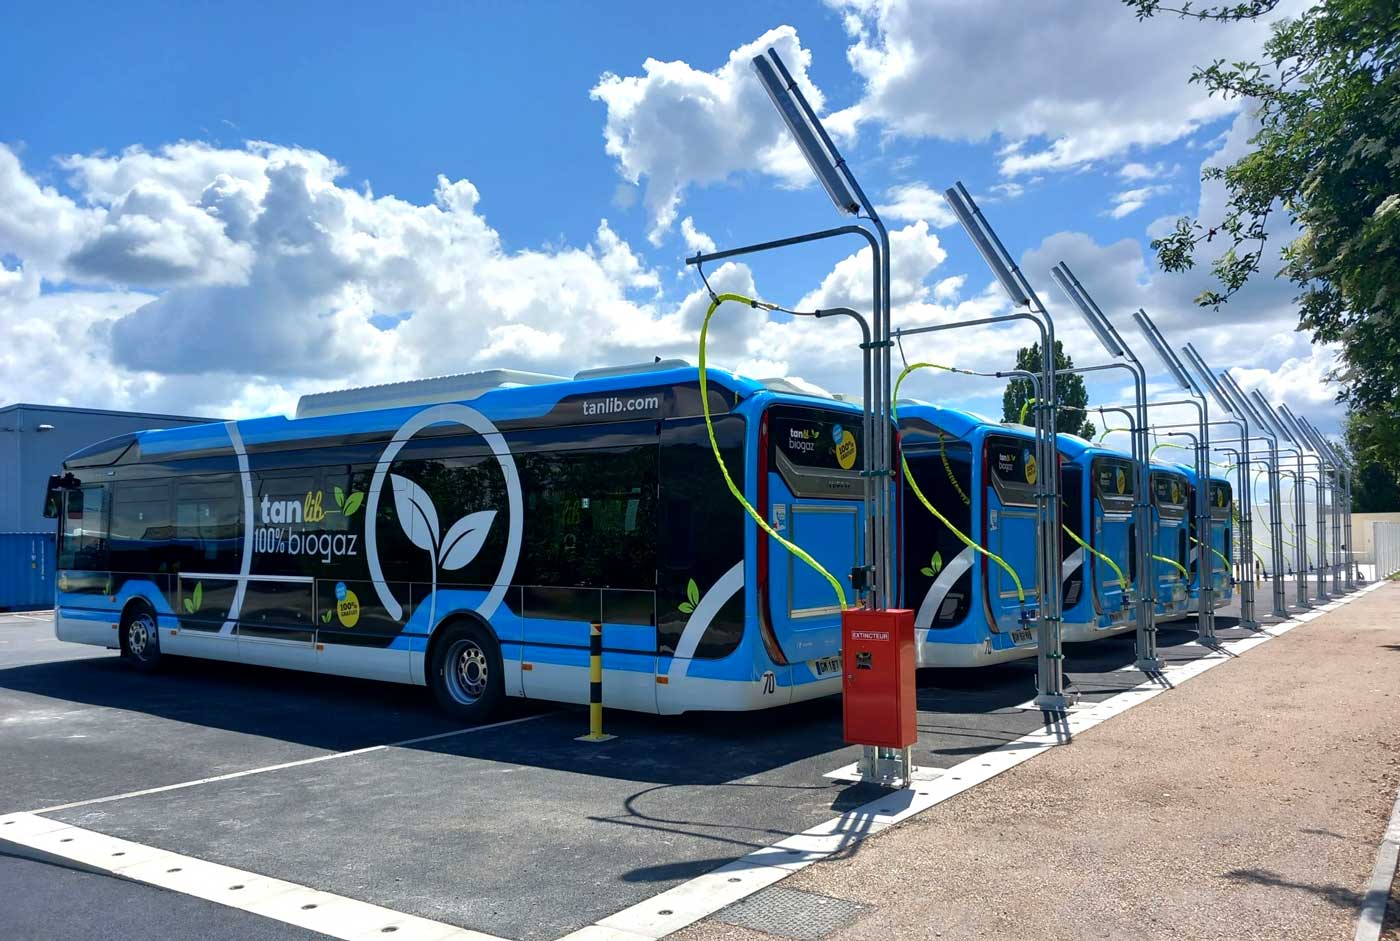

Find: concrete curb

[1355,782,1400,941]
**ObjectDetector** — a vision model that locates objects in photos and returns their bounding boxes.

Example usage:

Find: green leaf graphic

[334,486,346,508]
[678,602,695,615]
[930,551,943,574]
[342,492,364,516]
[686,578,700,607]
[920,566,935,577]
[192,581,203,611]
[183,598,195,614]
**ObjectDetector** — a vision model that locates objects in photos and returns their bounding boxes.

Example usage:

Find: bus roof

[63,364,864,468]
[1171,462,1230,487]
[1055,433,1131,463]
[896,402,1031,444]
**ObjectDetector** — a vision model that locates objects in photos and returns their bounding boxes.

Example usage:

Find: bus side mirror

[43,474,63,519]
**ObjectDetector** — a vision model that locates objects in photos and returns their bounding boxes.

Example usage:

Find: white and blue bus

[46,362,869,721]
[897,404,1040,668]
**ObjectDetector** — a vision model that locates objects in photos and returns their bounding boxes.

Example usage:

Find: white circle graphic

[364,404,523,625]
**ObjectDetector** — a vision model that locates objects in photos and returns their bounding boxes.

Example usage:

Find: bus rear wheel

[121,605,163,672]
[428,621,503,723]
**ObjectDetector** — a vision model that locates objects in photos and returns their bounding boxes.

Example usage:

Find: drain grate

[711,886,870,940]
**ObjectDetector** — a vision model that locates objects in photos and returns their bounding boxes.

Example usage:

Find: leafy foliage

[1127,0,1400,453]
[1344,406,1400,510]
[1003,340,1098,438]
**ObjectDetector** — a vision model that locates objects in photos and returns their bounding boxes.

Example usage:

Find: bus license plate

[811,656,841,677]
[1010,628,1035,646]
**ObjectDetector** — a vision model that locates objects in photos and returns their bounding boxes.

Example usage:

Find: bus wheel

[429,621,503,723]
[121,605,163,672]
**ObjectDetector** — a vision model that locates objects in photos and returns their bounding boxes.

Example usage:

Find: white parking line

[0,812,507,941]
[560,582,1385,941]
[33,711,551,815]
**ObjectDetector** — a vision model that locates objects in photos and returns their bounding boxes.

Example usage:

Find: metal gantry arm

[1179,345,1262,626]
[933,185,1069,710]
[1298,414,1357,588]
[1049,264,1162,672]
[1278,404,1339,597]
[1250,391,1313,608]
[1215,371,1291,617]
[1131,310,1217,642]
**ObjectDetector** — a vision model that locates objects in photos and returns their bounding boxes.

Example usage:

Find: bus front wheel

[121,605,163,673]
[428,620,503,723]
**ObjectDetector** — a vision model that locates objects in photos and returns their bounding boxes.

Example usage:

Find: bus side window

[60,485,108,571]
[110,482,172,573]
[661,498,693,569]
[175,479,242,571]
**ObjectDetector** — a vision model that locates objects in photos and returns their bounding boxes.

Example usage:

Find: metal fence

[1373,521,1400,579]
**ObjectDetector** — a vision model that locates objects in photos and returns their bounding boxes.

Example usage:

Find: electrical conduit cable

[700,293,848,610]
[893,362,1026,603]
[1016,398,1129,592]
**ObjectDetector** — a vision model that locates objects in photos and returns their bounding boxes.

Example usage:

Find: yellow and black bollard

[576,621,616,743]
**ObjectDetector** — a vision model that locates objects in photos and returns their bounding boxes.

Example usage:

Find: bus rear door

[762,405,864,669]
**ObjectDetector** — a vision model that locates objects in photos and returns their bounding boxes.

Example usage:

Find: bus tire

[428,619,503,723]
[120,602,163,673]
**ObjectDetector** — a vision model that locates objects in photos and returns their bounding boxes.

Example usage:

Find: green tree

[1003,340,1097,438]
[1126,0,1400,463]
[1344,406,1400,511]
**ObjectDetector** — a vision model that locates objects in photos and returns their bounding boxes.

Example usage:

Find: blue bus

[1149,464,1192,621]
[1177,464,1234,616]
[897,404,1039,667]
[1056,434,1136,643]
[46,362,869,720]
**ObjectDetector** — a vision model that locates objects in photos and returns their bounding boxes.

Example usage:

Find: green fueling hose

[894,362,1027,603]
[1153,553,1190,578]
[700,294,848,610]
[1062,524,1129,590]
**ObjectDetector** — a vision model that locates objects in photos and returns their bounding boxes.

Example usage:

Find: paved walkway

[680,584,1400,941]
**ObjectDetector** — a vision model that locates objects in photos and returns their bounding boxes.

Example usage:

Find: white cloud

[679,216,716,256]
[876,182,957,227]
[0,138,920,420]
[590,26,842,244]
[831,0,1299,175]
[1107,184,1173,219]
[1119,161,1176,181]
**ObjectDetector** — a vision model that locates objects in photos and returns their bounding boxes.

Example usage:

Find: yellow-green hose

[1152,553,1190,578]
[699,294,847,610]
[1062,524,1128,591]
[894,362,1027,603]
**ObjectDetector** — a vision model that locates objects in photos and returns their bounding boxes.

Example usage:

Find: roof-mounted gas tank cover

[572,358,690,381]
[294,369,567,419]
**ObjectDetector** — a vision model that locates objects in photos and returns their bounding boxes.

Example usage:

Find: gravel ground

[679,584,1400,941]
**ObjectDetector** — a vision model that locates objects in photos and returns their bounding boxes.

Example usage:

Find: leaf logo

[920,551,944,578]
[390,474,497,601]
[678,578,700,615]
[334,486,365,517]
[182,580,203,615]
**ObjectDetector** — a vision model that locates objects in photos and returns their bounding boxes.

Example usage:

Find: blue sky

[0,0,1340,433]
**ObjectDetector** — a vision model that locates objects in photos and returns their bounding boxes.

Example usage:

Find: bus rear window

[767,405,863,500]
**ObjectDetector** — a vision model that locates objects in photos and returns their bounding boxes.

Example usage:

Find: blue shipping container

[0,532,56,611]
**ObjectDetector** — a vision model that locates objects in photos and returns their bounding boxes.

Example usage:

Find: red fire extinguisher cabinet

[840,608,917,749]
